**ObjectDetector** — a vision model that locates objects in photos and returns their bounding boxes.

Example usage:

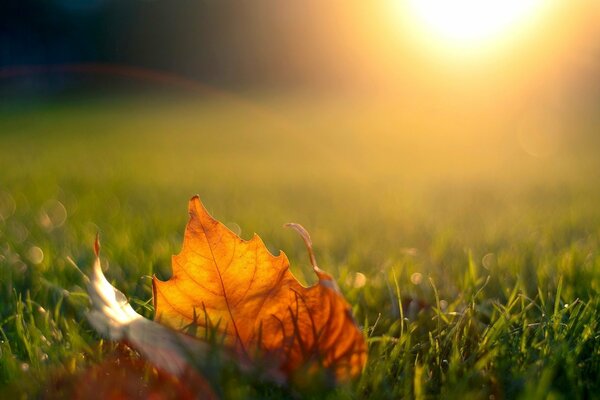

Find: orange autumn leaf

[152,196,367,381]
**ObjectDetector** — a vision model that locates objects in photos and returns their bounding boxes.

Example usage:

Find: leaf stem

[284,223,320,272]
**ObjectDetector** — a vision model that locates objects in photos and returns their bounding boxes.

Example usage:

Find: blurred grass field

[0,92,599,398]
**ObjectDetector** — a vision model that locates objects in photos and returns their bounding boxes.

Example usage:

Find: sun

[403,0,547,51]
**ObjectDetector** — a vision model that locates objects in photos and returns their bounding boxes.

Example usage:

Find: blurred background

[3,1,600,102]
[1,0,600,289]
[3,1,600,149]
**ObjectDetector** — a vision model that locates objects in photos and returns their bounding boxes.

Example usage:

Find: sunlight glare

[404,0,547,50]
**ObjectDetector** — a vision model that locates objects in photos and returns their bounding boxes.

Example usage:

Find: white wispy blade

[86,257,209,377]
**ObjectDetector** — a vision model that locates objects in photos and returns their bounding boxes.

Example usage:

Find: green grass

[0,93,599,398]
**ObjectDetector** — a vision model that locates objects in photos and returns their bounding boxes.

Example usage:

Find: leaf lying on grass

[86,196,367,389]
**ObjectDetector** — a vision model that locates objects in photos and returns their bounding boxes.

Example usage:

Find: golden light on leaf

[153,196,367,381]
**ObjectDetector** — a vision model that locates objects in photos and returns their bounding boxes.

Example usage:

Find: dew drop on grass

[401,247,418,256]
[439,300,448,310]
[27,246,44,265]
[8,220,29,244]
[353,272,367,288]
[14,260,27,274]
[482,253,496,270]
[39,199,67,231]
[0,191,16,220]
[410,272,423,285]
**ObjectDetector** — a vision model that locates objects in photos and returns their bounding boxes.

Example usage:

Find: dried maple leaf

[87,196,367,389]
[153,196,367,381]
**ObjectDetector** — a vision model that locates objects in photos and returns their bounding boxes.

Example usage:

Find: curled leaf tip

[94,233,101,257]
[284,223,320,272]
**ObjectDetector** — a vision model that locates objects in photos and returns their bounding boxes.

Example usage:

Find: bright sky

[377,1,600,108]
[360,1,600,155]
[402,0,549,52]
